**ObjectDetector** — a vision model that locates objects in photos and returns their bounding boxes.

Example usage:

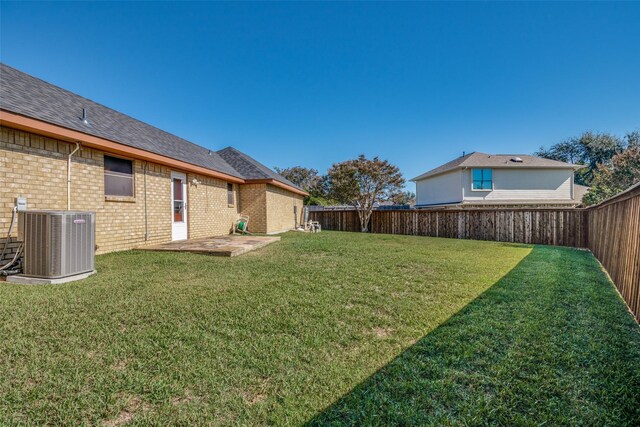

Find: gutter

[414,201,464,208]
[0,110,309,197]
[244,178,309,196]
[412,164,584,182]
[0,110,245,184]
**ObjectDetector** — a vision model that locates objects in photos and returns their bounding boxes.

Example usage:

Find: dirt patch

[243,391,266,406]
[242,379,270,406]
[171,390,195,406]
[371,327,394,338]
[23,378,37,391]
[111,360,127,372]
[102,396,150,427]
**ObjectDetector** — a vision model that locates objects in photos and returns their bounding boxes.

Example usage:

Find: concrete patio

[139,235,280,257]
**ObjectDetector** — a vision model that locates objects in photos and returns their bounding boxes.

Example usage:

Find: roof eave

[245,178,309,196]
[0,109,246,184]
[412,164,583,182]
[411,167,462,182]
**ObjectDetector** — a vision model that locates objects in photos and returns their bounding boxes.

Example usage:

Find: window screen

[104,155,134,196]
[227,183,234,205]
[472,169,493,190]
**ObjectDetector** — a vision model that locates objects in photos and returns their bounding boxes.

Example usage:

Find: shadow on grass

[305,246,640,426]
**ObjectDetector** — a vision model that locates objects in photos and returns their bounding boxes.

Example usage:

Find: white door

[171,171,188,240]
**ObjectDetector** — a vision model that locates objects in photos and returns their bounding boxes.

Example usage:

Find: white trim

[171,171,188,241]
[470,168,494,191]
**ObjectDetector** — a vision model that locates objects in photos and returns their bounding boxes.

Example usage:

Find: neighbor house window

[104,155,134,196]
[472,168,492,190]
[227,183,234,206]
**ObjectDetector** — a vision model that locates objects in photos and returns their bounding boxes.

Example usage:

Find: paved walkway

[139,235,280,257]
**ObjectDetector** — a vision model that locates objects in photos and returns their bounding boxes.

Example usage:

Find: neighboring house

[411,152,584,209]
[573,184,590,205]
[0,63,307,257]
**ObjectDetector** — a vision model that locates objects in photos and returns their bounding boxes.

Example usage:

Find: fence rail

[310,209,588,247]
[586,183,640,322]
[309,185,640,322]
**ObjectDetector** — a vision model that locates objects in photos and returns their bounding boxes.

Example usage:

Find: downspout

[67,142,81,210]
[144,161,149,240]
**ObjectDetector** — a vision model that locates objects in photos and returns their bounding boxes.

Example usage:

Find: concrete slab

[7,270,96,285]
[138,235,280,257]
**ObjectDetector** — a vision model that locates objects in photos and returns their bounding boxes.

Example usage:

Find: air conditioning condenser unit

[11,210,96,283]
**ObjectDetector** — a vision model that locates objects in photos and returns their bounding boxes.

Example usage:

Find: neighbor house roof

[574,184,590,203]
[411,152,583,181]
[0,63,305,194]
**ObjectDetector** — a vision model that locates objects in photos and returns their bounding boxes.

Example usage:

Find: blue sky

[1,1,639,189]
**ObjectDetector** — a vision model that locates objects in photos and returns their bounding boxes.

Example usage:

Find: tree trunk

[357,208,372,232]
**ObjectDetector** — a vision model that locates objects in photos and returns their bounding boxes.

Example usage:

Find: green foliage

[273,166,333,205]
[626,130,640,149]
[390,190,416,205]
[273,165,321,192]
[583,147,640,205]
[536,131,629,185]
[1,232,638,425]
[536,130,640,204]
[327,155,405,231]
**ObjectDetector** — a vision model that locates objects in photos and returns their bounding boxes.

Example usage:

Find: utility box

[18,210,96,279]
[15,197,27,211]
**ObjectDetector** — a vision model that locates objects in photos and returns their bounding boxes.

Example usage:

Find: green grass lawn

[1,231,638,426]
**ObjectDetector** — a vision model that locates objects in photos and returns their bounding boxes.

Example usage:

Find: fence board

[310,208,588,247]
[587,183,640,322]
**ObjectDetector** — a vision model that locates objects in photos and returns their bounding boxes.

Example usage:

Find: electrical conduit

[68,142,81,210]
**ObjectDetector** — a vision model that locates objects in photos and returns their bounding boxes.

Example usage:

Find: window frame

[471,168,493,191]
[104,154,135,198]
[227,182,235,207]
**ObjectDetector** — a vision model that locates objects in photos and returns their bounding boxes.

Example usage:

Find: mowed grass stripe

[0,232,638,426]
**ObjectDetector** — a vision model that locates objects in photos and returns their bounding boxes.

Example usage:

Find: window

[472,168,493,190]
[173,177,184,222]
[227,183,234,206]
[104,155,134,197]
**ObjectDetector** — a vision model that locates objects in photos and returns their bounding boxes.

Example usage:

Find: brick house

[0,63,306,260]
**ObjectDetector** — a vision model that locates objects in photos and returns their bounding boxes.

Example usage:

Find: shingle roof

[0,62,301,190]
[411,152,582,181]
[574,184,590,202]
[217,147,300,189]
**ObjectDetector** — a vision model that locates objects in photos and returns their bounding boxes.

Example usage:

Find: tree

[390,191,416,205]
[273,166,331,205]
[535,131,626,185]
[626,130,640,149]
[582,147,640,206]
[274,166,321,191]
[327,155,405,232]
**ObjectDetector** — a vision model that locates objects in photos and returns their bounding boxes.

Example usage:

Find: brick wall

[265,184,304,234]
[187,174,240,238]
[1,125,304,257]
[0,126,237,254]
[239,183,267,233]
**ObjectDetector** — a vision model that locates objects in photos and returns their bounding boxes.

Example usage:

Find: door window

[173,178,184,222]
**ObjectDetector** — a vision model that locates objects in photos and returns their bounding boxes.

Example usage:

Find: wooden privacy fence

[310,209,588,247]
[586,183,640,322]
[309,184,640,322]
